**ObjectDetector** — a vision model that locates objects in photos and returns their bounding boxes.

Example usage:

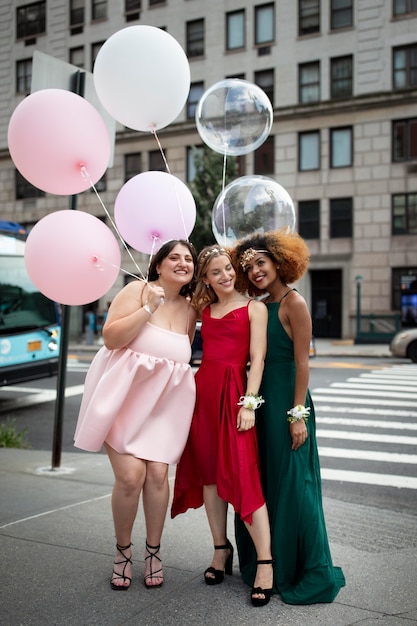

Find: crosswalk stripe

[317,416,417,431]
[318,429,417,445]
[318,446,417,464]
[313,395,415,407]
[320,468,417,489]
[345,379,416,389]
[316,405,417,418]
[314,386,417,399]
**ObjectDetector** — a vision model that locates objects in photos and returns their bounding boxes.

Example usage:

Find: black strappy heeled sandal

[204,538,234,585]
[144,541,164,589]
[251,558,274,607]
[110,542,132,590]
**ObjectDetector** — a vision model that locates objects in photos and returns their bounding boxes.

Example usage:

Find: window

[330,0,353,29]
[393,45,417,90]
[330,55,353,99]
[149,150,166,172]
[226,10,245,50]
[254,69,274,107]
[330,198,352,238]
[186,19,204,58]
[15,170,44,200]
[186,146,202,182]
[299,0,320,36]
[330,127,352,168]
[92,0,107,21]
[69,47,85,69]
[124,153,142,182]
[299,131,320,170]
[298,200,320,239]
[299,61,320,103]
[254,3,274,46]
[392,193,417,235]
[70,0,84,26]
[187,82,204,120]
[91,41,105,71]
[393,0,417,17]
[392,119,417,161]
[125,0,141,22]
[254,136,275,175]
[16,1,46,40]
[16,59,32,94]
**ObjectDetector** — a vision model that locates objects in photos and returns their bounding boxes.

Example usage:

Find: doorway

[310,269,342,338]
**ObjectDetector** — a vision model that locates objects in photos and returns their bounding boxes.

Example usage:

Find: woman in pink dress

[74,240,197,590]
[171,245,274,606]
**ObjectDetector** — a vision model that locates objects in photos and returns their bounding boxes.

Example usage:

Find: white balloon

[94,26,190,131]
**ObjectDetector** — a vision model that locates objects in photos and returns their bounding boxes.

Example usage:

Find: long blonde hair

[192,245,233,311]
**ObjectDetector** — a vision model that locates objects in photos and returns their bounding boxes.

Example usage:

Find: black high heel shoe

[204,538,234,585]
[251,559,274,607]
[110,543,132,590]
[144,541,164,589]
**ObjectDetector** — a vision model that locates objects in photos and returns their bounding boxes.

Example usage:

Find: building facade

[1,0,416,339]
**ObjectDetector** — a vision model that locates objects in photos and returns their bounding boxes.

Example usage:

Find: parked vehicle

[390,328,417,363]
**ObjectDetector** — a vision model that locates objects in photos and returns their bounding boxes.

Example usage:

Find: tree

[188,146,238,253]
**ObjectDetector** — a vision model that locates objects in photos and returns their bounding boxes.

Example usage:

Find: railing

[355,313,401,344]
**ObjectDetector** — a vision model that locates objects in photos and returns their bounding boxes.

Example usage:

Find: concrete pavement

[1,340,417,625]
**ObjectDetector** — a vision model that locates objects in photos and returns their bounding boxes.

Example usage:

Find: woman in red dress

[171,245,273,606]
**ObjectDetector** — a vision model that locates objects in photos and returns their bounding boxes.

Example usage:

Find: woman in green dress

[231,229,345,605]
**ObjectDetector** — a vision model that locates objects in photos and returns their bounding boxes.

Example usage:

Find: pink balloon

[24,211,120,305]
[114,171,196,254]
[8,89,110,195]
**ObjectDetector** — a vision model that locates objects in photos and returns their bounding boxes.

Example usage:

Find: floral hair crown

[240,248,269,270]
[199,247,230,264]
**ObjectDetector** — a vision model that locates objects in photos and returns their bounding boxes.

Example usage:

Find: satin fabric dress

[171,302,265,524]
[74,322,196,465]
[235,299,346,603]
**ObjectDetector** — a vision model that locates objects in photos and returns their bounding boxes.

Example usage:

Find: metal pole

[355,275,362,341]
[50,71,85,469]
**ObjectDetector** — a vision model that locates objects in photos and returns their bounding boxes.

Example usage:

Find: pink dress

[74,322,196,464]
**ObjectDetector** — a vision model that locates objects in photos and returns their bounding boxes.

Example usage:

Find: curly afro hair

[230,229,310,297]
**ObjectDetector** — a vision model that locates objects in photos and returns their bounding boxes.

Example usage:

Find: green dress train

[235,298,346,604]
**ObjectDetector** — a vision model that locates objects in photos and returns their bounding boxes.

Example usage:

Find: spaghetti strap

[278,288,294,304]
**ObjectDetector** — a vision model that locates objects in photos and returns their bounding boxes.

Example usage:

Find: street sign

[31,50,116,166]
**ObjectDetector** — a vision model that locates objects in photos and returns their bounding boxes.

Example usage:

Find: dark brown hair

[148,239,197,297]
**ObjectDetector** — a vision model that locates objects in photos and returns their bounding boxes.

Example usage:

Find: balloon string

[93,255,145,282]
[221,151,227,247]
[145,235,160,282]
[151,129,190,242]
[151,128,171,174]
[81,166,146,281]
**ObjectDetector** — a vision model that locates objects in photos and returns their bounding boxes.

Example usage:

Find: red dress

[171,302,265,524]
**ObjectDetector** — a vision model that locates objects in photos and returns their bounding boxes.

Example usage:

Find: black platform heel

[204,538,234,585]
[110,542,132,590]
[251,558,274,607]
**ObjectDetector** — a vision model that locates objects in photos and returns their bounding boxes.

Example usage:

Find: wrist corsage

[287,404,310,423]
[237,393,265,410]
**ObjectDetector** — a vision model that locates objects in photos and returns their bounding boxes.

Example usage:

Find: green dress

[235,298,345,604]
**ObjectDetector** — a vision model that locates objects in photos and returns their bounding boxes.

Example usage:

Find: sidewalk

[1,447,417,626]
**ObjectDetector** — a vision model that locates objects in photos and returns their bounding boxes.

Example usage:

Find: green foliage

[0,418,30,449]
[188,146,238,254]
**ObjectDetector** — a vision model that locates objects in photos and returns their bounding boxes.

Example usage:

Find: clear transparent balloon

[212,176,296,246]
[196,79,273,156]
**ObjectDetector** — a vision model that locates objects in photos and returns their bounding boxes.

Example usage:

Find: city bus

[0,220,60,386]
